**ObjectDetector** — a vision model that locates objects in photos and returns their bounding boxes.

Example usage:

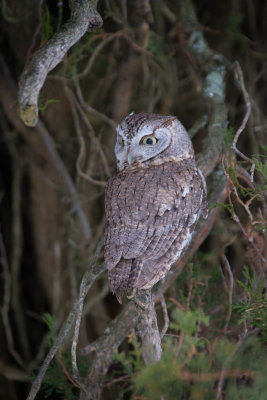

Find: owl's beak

[127,152,132,164]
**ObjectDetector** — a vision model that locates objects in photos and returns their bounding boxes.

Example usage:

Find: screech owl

[104,113,208,302]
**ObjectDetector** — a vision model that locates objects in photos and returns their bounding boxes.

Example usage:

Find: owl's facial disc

[126,127,171,165]
[115,125,173,170]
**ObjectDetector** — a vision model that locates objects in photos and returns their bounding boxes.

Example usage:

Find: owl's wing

[104,160,206,270]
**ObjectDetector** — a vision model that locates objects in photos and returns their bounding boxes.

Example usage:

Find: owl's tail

[108,258,142,303]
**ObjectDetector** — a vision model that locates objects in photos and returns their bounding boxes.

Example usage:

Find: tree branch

[18,0,103,127]
[134,290,162,365]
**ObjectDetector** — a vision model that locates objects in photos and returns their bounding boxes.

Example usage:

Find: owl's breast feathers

[104,159,208,299]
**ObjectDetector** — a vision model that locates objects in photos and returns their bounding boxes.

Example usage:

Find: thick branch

[179,0,228,176]
[134,290,162,365]
[18,0,102,127]
[80,302,135,400]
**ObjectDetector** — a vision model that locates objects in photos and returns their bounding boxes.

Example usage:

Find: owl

[104,113,208,302]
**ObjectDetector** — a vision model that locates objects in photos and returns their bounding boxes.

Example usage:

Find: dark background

[0,0,266,399]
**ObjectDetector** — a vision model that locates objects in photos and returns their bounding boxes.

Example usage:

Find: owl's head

[115,113,194,171]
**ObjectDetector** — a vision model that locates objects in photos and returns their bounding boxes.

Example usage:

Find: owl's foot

[126,288,137,300]
[129,288,155,311]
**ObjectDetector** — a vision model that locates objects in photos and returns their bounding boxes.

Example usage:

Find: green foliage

[209,201,234,214]
[147,31,165,56]
[41,349,90,399]
[41,314,89,399]
[223,126,235,150]
[233,266,267,339]
[170,308,209,336]
[62,42,87,78]
[252,145,267,185]
[41,352,77,400]
[61,30,104,78]
[107,254,267,399]
[227,13,243,35]
[113,335,143,375]
[40,4,54,42]
[227,13,247,46]
[42,313,56,347]
[132,312,267,400]
[38,94,60,116]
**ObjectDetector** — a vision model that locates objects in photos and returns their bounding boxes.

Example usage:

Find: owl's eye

[119,137,124,145]
[141,136,158,145]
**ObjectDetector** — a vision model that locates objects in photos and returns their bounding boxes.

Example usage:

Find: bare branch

[159,295,169,339]
[178,0,228,177]
[232,61,255,182]
[71,240,103,386]
[221,237,236,334]
[18,0,103,127]
[64,85,108,187]
[134,290,162,365]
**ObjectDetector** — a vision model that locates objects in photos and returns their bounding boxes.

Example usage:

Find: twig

[159,295,169,339]
[18,0,103,126]
[64,86,108,187]
[76,34,116,79]
[223,158,266,264]
[216,327,252,399]
[221,237,235,334]
[0,360,29,382]
[134,290,162,365]
[74,98,111,179]
[71,240,104,385]
[26,255,105,400]
[182,368,255,383]
[80,301,136,400]
[232,61,255,182]
[74,78,116,130]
